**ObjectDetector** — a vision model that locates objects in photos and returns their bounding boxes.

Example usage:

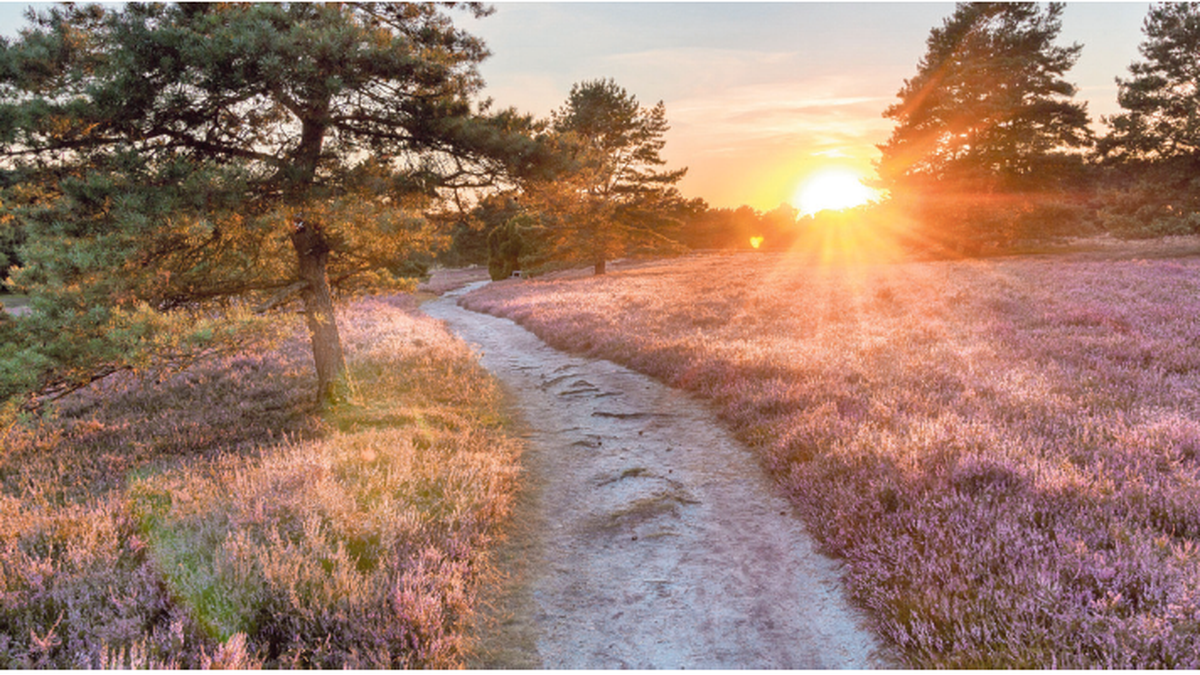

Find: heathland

[461,239,1200,668]
[0,296,520,668]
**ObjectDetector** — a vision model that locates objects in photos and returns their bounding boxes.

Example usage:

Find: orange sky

[464,3,1150,212]
[0,2,1153,213]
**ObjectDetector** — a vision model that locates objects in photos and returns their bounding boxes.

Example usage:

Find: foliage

[1009,196,1099,241]
[462,249,1200,668]
[521,78,689,275]
[876,2,1093,251]
[0,300,280,412]
[1095,176,1200,239]
[677,203,802,251]
[0,296,521,668]
[1100,3,1200,168]
[0,3,531,406]
[1097,3,1200,234]
[0,169,23,282]
[487,214,537,281]
[439,195,518,268]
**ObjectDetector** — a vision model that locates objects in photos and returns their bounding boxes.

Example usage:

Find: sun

[793,169,876,216]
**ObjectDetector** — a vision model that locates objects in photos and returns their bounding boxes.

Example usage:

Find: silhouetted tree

[442,194,523,268]
[0,3,531,407]
[1096,3,1200,236]
[677,203,806,251]
[876,2,1092,252]
[761,203,800,248]
[1101,3,1200,168]
[525,78,688,274]
[679,203,750,250]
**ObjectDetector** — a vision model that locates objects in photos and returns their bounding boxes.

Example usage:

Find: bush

[487,215,536,281]
[1095,175,1200,239]
[1013,199,1099,241]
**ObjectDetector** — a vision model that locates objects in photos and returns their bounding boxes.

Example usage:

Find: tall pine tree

[524,79,687,275]
[1100,4,1200,176]
[876,3,1092,251]
[1093,3,1200,236]
[0,3,531,407]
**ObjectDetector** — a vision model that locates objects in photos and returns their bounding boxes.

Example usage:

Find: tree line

[1,2,1198,408]
[876,2,1200,254]
[456,2,1200,266]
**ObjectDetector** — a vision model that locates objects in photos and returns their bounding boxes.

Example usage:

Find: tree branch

[254,280,309,314]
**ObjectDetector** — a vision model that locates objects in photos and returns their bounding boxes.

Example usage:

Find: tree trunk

[594,258,606,275]
[291,219,350,408]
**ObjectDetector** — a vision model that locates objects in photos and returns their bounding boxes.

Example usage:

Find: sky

[459,3,1151,211]
[0,2,1154,211]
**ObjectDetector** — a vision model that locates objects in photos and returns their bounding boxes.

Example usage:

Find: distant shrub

[893,194,1099,256]
[1095,178,1200,239]
[1013,199,1099,241]
[1102,210,1200,239]
[487,215,537,281]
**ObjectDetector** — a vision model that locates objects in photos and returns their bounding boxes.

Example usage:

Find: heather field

[461,244,1200,668]
[0,296,520,668]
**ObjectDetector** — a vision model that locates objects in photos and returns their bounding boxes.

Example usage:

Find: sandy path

[424,282,891,669]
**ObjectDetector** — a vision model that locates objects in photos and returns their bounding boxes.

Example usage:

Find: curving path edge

[424,281,891,669]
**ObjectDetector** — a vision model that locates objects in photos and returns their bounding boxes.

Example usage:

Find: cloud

[474,39,907,209]
[598,47,802,95]
[648,72,900,209]
[667,77,894,160]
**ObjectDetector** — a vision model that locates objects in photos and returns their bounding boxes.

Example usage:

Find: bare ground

[423,282,892,669]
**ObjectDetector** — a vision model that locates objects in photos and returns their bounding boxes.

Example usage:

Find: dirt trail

[424,282,891,669]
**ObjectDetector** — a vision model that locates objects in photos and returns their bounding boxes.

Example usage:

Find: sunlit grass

[462,245,1200,668]
[0,295,520,668]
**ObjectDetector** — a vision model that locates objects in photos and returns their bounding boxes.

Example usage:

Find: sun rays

[792,168,878,216]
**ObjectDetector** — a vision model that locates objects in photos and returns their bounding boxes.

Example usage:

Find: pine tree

[1100,4,1200,173]
[1093,3,1200,236]
[526,79,688,275]
[876,3,1092,251]
[0,3,530,407]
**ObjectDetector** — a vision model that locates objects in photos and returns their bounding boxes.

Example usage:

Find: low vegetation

[0,296,520,668]
[0,294,29,312]
[461,242,1200,668]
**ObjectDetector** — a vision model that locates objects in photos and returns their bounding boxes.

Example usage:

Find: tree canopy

[1088,3,1200,237]
[522,78,688,275]
[0,2,532,407]
[875,2,1093,251]
[1100,3,1200,170]
[878,2,1092,190]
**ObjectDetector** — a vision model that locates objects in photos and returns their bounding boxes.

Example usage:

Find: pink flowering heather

[462,249,1200,668]
[0,297,520,668]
